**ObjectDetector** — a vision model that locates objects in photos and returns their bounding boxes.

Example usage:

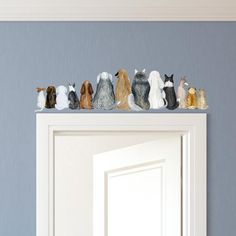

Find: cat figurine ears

[135,69,146,74]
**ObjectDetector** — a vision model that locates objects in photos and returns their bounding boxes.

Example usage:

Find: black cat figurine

[68,83,80,109]
[131,69,150,110]
[163,74,179,110]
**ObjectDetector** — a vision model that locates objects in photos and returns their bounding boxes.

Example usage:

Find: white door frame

[36,113,207,236]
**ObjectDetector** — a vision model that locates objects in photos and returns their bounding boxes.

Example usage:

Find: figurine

[197,89,208,110]
[131,69,150,110]
[187,87,198,109]
[177,76,188,109]
[115,69,131,110]
[80,80,94,109]
[35,87,46,112]
[45,86,56,109]
[148,70,167,109]
[163,74,179,110]
[55,85,69,110]
[93,72,115,110]
[68,83,80,109]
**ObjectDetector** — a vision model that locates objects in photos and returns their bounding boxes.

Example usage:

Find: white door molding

[36,113,207,236]
[0,0,236,21]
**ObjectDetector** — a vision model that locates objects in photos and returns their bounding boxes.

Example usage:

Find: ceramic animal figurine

[68,83,80,109]
[197,89,208,110]
[45,86,56,109]
[131,69,150,110]
[148,70,167,109]
[93,72,115,110]
[80,80,94,109]
[115,69,131,110]
[163,74,179,110]
[55,85,69,110]
[177,76,189,109]
[187,87,198,109]
[35,87,46,112]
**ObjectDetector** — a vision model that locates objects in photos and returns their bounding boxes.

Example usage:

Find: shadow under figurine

[131,69,150,110]
[68,83,80,109]
[163,74,179,110]
[45,86,56,109]
[80,80,94,109]
[115,69,131,110]
[93,72,115,110]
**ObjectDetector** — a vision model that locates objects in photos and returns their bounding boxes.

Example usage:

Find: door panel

[93,137,181,236]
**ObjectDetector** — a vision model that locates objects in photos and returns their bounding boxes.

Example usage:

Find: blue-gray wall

[0,22,235,236]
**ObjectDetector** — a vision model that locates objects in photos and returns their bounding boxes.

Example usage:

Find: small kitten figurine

[131,69,150,110]
[163,74,179,110]
[35,87,46,112]
[45,86,56,109]
[198,89,208,110]
[55,85,70,110]
[187,87,198,109]
[93,72,115,110]
[68,83,80,109]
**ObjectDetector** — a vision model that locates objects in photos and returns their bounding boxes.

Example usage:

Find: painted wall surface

[0,22,235,236]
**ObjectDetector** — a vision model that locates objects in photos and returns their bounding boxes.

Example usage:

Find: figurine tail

[128,94,143,111]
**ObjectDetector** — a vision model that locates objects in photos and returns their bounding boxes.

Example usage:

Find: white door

[93,135,181,236]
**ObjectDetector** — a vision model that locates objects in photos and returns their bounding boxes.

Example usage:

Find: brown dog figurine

[45,86,56,109]
[80,81,94,109]
[187,87,198,109]
[115,69,131,110]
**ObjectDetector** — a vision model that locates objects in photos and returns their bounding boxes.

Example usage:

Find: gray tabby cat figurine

[131,69,150,110]
[163,74,179,110]
[93,72,115,110]
[68,83,80,109]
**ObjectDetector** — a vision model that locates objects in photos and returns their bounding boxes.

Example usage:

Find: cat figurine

[131,69,150,110]
[163,74,179,110]
[177,76,188,109]
[68,83,80,109]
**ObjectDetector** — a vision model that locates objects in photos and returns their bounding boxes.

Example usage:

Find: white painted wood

[54,132,170,236]
[36,113,207,236]
[0,0,236,20]
[93,136,181,236]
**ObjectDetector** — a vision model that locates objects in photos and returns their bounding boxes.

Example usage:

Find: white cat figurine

[35,87,46,112]
[148,71,167,109]
[55,85,69,110]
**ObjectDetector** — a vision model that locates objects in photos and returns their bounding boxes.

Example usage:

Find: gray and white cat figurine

[93,72,115,110]
[68,83,80,109]
[131,69,150,110]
